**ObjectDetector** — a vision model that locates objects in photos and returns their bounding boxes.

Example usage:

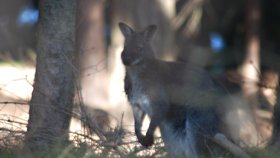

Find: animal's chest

[124,72,154,116]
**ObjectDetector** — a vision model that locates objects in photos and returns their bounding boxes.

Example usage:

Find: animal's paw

[139,134,154,147]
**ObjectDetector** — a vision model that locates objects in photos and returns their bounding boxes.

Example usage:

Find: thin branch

[0,101,29,105]
[0,127,26,134]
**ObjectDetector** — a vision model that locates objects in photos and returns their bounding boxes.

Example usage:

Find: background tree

[76,0,109,109]
[0,0,36,61]
[271,87,280,148]
[25,0,76,151]
[76,0,111,138]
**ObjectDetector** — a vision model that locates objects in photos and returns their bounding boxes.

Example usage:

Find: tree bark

[76,0,108,107]
[75,0,110,137]
[25,0,76,150]
[271,85,280,147]
[241,0,261,103]
[237,0,262,146]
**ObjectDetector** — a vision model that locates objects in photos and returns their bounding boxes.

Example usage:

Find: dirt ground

[0,63,273,152]
[0,63,135,138]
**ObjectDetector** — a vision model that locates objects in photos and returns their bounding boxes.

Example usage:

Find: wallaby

[119,22,250,158]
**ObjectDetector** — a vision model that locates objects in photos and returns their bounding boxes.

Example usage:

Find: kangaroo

[119,22,246,158]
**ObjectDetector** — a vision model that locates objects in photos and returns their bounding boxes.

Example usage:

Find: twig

[213,133,251,158]
[0,127,25,134]
[0,118,27,126]
[0,101,29,105]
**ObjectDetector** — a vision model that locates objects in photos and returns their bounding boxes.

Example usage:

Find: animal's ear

[143,25,157,41]
[119,22,134,37]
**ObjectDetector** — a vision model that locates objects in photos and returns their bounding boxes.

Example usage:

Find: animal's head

[119,22,157,66]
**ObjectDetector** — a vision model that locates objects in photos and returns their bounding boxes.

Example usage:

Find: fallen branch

[0,101,29,105]
[0,127,25,134]
[213,133,251,158]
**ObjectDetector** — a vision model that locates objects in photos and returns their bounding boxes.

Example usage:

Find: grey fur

[119,22,226,158]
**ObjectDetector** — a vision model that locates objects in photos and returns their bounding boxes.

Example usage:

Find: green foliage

[29,143,89,158]
[250,147,280,158]
[0,142,166,158]
[1,151,17,158]
[5,143,280,158]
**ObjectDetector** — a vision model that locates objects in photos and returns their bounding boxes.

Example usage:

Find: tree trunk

[25,0,76,151]
[239,0,262,146]
[75,0,110,137]
[76,0,108,107]
[271,84,280,147]
[241,0,261,106]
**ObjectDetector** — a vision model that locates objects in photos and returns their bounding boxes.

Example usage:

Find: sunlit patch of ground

[0,63,35,100]
[0,63,165,157]
[0,63,276,157]
[0,63,34,131]
[0,63,132,142]
[0,63,33,151]
[0,64,87,135]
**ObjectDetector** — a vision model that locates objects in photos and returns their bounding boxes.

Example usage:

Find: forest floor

[0,63,161,158]
[0,63,279,158]
[0,63,33,136]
